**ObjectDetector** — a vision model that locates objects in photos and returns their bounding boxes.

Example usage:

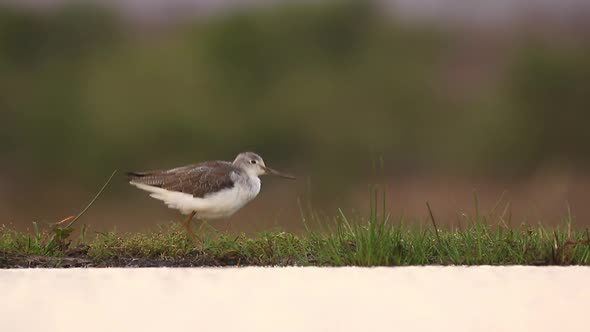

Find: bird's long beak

[263,166,296,179]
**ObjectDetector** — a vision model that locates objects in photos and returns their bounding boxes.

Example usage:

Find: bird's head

[233,152,295,179]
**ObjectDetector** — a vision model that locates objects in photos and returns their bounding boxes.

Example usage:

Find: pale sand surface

[0,266,588,332]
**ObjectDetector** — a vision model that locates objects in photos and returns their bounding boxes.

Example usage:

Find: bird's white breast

[198,175,261,218]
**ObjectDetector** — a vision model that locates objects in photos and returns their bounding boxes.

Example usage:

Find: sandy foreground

[0,266,588,332]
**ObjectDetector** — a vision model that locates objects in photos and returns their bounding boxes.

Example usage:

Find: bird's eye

[250,160,257,164]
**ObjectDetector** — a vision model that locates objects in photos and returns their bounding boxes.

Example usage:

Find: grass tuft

[2,189,590,267]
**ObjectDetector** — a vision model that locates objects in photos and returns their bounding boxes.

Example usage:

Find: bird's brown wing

[127,161,236,198]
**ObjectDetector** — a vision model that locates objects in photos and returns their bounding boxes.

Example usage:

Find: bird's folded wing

[127,161,236,198]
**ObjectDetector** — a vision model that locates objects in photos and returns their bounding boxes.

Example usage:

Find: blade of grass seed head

[78,224,88,244]
[338,208,352,232]
[426,202,442,247]
[384,212,391,224]
[499,202,511,228]
[305,176,314,214]
[55,215,75,226]
[553,231,560,264]
[566,202,573,225]
[382,189,387,225]
[473,191,480,222]
[66,170,118,229]
[489,191,507,217]
[369,186,377,223]
[297,198,311,234]
[33,222,40,242]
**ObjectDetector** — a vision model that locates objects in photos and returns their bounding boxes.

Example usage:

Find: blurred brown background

[1,0,589,232]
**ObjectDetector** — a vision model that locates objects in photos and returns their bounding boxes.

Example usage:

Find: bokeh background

[1,0,589,232]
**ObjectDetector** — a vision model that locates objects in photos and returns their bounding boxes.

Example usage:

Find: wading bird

[127,152,295,238]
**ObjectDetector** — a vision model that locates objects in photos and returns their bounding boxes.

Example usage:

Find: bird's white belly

[131,178,261,219]
[196,183,260,218]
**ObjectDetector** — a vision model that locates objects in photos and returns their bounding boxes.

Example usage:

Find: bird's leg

[183,211,197,241]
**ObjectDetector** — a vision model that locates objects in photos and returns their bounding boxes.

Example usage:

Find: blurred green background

[1,1,589,231]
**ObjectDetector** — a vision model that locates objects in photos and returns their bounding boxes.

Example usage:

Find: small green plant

[0,171,117,258]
